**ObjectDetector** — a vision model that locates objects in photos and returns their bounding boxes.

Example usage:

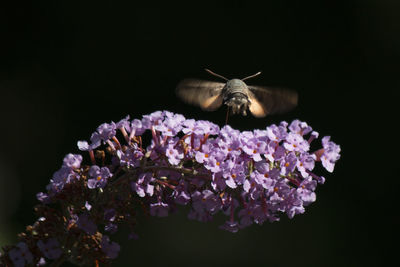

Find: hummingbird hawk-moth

[176,69,298,118]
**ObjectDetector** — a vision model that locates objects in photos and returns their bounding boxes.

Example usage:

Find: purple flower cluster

[2,111,340,266]
[73,110,339,232]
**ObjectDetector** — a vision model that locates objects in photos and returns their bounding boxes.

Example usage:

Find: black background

[1,1,399,266]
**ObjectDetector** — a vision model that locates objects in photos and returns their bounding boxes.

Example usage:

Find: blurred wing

[248,86,298,117]
[176,79,225,111]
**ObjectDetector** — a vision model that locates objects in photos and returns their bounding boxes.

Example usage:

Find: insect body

[176,69,298,118]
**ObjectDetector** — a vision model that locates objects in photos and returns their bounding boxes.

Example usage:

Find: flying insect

[176,69,298,118]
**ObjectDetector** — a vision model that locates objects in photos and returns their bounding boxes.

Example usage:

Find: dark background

[1,1,398,266]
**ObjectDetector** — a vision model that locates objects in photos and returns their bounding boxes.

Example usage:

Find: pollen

[205,154,209,158]
[274,187,279,192]
[232,174,237,179]
[264,173,269,178]
[228,148,232,151]
[97,176,102,181]
[293,144,297,148]
[285,162,290,167]
[216,162,220,166]
[253,149,257,154]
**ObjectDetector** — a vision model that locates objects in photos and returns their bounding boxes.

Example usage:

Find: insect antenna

[204,68,229,81]
[241,71,262,81]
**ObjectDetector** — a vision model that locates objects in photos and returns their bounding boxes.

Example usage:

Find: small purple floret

[320,136,341,172]
[76,213,97,235]
[150,202,169,217]
[87,165,112,189]
[37,238,63,260]
[8,242,33,267]
[100,236,120,259]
